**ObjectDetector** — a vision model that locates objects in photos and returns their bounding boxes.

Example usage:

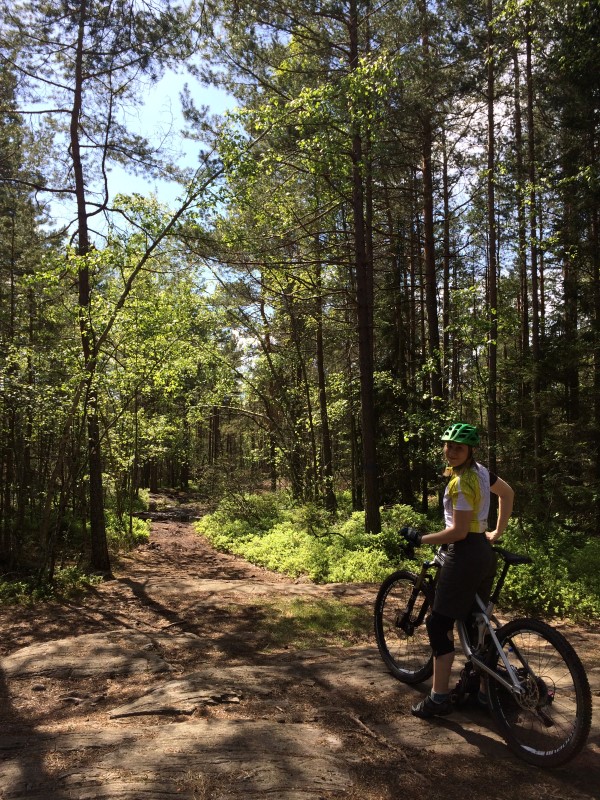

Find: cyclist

[401,422,514,718]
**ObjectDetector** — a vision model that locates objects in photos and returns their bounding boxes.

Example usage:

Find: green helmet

[441,422,480,446]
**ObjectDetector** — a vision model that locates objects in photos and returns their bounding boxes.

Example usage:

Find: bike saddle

[493,546,532,566]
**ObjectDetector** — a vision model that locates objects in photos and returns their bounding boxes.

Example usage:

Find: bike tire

[486,617,592,767]
[374,569,433,684]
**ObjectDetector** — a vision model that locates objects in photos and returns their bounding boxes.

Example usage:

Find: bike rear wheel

[487,618,592,767]
[374,569,433,684]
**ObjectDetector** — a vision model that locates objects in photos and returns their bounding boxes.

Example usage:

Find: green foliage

[106,511,151,551]
[4,0,600,595]
[326,549,391,583]
[498,525,600,622]
[195,491,291,548]
[0,567,102,606]
[195,492,599,622]
[195,492,430,584]
[378,505,434,561]
[570,538,600,597]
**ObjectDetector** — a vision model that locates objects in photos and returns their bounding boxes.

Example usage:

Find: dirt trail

[1,510,599,799]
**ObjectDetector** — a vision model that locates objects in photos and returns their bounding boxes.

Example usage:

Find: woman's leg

[411,612,456,717]
[432,651,455,695]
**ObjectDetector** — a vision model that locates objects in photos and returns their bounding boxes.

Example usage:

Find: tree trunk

[526,14,543,487]
[209,406,220,464]
[284,286,319,501]
[486,0,498,477]
[70,0,110,574]
[420,0,443,404]
[315,256,337,513]
[590,134,600,511]
[344,255,362,512]
[409,174,419,388]
[0,211,17,565]
[561,199,579,425]
[422,112,443,404]
[512,54,530,348]
[511,45,532,490]
[349,0,380,533]
[442,129,451,400]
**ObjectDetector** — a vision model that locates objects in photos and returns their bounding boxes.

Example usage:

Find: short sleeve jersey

[443,461,494,533]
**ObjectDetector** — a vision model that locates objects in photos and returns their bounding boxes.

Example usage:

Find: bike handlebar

[398,535,532,569]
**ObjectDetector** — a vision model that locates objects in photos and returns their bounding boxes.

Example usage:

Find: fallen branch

[345,712,429,781]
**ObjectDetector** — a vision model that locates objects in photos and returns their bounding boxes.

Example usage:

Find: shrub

[0,567,102,605]
[378,505,431,560]
[0,578,33,604]
[195,491,290,549]
[195,493,431,583]
[106,511,151,551]
[327,549,392,583]
[194,492,599,622]
[497,525,600,621]
[569,538,600,597]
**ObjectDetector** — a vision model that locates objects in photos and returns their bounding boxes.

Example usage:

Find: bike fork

[396,570,432,632]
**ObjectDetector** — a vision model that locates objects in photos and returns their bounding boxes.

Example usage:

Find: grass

[231,597,373,651]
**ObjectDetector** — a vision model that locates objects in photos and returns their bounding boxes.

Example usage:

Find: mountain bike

[374,543,592,767]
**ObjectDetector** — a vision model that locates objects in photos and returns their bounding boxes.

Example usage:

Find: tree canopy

[1,0,599,579]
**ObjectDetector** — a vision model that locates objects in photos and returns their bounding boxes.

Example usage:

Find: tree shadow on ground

[0,666,79,800]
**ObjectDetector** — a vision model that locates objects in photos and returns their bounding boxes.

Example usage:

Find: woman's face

[444,441,471,468]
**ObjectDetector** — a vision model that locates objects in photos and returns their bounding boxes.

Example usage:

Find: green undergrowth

[493,525,600,621]
[0,566,103,605]
[195,491,600,623]
[0,496,150,606]
[107,511,151,551]
[194,490,429,585]
[233,597,373,650]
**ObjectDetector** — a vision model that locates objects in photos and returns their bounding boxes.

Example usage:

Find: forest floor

[1,494,599,800]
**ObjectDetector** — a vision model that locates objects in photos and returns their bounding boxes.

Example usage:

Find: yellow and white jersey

[443,461,493,533]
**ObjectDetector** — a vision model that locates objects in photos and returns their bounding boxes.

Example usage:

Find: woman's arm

[421,508,472,546]
[486,477,515,542]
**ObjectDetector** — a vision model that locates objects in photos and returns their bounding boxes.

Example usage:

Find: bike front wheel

[374,569,433,684]
[487,618,592,767]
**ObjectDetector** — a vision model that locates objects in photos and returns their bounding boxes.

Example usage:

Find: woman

[401,422,514,718]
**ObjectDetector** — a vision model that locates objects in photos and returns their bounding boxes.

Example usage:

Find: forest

[0,0,599,613]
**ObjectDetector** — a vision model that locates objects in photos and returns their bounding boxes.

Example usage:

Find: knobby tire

[374,569,433,684]
[486,617,592,767]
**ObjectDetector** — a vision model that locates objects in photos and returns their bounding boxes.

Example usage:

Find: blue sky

[107,71,235,208]
[47,70,235,234]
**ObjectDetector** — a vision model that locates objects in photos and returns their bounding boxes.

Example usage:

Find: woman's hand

[489,477,514,541]
[400,526,423,546]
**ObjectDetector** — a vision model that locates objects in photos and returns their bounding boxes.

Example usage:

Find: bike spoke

[512,645,573,731]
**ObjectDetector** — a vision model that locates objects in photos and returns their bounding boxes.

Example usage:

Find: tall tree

[0,60,48,566]
[486,0,498,475]
[3,0,195,572]
[524,6,543,486]
[419,0,443,404]
[348,0,380,531]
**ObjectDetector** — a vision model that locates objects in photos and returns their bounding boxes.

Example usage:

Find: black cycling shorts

[433,534,497,620]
